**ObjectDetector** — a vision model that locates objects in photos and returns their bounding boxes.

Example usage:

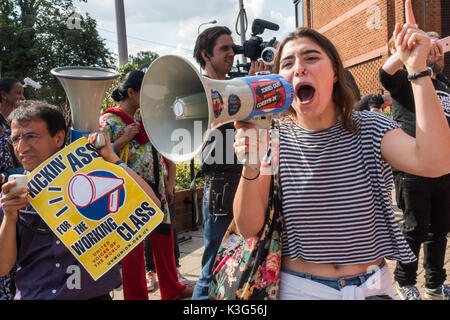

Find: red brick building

[293,0,450,96]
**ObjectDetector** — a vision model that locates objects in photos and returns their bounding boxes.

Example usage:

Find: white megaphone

[51,66,119,142]
[68,173,125,214]
[23,77,42,89]
[140,55,294,168]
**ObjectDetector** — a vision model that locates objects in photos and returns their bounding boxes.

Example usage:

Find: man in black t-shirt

[191,26,269,300]
[380,31,450,300]
[191,26,240,300]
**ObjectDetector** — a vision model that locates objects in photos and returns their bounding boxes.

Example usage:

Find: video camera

[228,18,279,78]
[232,18,279,65]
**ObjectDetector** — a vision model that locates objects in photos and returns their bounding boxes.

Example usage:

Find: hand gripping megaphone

[140,55,294,168]
[51,66,120,142]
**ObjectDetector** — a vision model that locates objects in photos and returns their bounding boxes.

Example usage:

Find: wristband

[115,159,127,170]
[241,171,260,181]
[407,67,432,81]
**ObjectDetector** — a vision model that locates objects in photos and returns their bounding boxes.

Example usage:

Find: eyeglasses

[8,132,43,146]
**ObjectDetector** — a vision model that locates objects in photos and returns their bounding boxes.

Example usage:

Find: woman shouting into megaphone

[231,1,450,300]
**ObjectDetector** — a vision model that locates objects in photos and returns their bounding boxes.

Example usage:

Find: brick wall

[348,57,385,96]
[296,0,449,95]
[413,0,442,35]
[310,0,361,29]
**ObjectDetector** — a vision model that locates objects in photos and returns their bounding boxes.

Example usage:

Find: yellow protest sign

[26,137,164,280]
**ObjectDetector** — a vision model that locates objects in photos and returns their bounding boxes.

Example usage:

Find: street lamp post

[114,0,128,66]
[238,0,247,64]
[197,20,217,36]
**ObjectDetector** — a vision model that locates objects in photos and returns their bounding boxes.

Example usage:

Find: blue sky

[76,0,297,67]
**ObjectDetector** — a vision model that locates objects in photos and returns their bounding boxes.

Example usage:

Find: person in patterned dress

[99,70,192,300]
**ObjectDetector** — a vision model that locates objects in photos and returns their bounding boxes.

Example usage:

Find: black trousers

[393,172,450,289]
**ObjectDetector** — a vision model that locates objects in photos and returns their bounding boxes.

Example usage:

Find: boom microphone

[252,18,279,35]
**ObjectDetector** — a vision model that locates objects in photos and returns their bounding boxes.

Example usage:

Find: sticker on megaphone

[237,74,294,170]
[242,73,294,120]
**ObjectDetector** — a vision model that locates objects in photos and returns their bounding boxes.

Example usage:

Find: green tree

[175,162,204,191]
[0,0,39,80]
[129,50,159,72]
[0,0,113,122]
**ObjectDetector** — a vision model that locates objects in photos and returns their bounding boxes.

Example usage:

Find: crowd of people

[0,0,448,300]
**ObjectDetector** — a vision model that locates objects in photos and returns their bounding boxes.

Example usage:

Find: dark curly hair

[111,70,145,102]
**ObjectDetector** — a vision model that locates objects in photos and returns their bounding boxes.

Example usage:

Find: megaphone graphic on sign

[51,66,120,142]
[140,55,294,167]
[68,173,125,215]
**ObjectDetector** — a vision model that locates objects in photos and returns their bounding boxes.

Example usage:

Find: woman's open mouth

[297,84,315,104]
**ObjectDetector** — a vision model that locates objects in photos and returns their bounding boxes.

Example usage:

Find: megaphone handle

[94,132,106,149]
[241,115,272,171]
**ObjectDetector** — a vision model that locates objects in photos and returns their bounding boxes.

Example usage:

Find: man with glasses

[0,102,122,299]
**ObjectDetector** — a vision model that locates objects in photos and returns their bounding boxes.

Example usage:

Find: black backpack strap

[149,145,161,201]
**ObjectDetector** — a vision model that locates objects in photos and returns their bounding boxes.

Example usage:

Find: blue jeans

[192,183,233,300]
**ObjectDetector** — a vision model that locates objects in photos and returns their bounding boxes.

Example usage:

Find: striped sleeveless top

[274,111,416,265]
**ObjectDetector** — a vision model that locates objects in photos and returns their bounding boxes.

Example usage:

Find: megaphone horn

[140,55,294,165]
[51,66,120,142]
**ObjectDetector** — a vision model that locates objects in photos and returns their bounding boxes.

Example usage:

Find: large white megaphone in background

[51,66,120,142]
[140,55,294,167]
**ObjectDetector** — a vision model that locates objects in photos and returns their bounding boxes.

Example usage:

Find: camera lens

[261,47,276,65]
[262,50,273,62]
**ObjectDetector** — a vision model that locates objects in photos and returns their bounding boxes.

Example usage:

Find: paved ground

[112,193,450,300]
